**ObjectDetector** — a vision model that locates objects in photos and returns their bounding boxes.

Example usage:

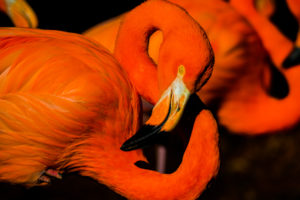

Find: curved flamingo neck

[114,0,164,104]
[72,110,219,200]
[218,65,300,134]
[230,0,294,67]
[114,0,213,104]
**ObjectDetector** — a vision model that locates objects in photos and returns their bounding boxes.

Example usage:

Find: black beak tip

[282,46,300,68]
[120,136,140,151]
[120,124,163,152]
[120,143,132,151]
[120,146,128,151]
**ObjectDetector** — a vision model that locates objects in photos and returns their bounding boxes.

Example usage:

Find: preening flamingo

[0,0,37,27]
[0,0,219,199]
[85,0,300,135]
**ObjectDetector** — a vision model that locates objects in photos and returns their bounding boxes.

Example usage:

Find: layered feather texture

[0,28,142,185]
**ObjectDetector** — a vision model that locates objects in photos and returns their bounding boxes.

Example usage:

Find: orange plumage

[0,28,141,185]
[0,0,219,199]
[85,0,300,135]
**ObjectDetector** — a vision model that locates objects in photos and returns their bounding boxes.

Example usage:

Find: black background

[0,0,143,33]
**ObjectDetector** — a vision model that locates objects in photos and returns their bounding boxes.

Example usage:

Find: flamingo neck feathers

[66,110,219,200]
[114,0,213,105]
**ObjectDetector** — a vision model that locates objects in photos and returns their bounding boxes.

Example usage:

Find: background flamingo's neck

[231,0,294,67]
[218,66,300,134]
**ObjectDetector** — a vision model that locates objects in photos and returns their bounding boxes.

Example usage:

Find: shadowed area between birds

[133,94,209,174]
[120,94,172,151]
[265,59,289,98]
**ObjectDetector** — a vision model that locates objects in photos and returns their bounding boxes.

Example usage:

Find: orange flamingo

[0,0,219,199]
[0,0,37,27]
[85,0,300,134]
[230,0,300,67]
[230,0,300,66]
[230,0,295,67]
[181,0,300,134]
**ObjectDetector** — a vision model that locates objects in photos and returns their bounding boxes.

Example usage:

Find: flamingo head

[120,0,215,151]
[121,44,214,151]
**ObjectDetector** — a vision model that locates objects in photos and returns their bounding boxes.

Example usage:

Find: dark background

[0,0,143,33]
[0,0,300,199]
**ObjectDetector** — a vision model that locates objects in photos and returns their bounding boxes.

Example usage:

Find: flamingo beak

[121,65,190,151]
[6,0,38,28]
[282,46,300,68]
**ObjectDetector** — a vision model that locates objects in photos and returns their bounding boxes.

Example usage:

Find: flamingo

[229,0,295,66]
[85,0,299,134]
[230,0,300,67]
[0,0,37,27]
[0,0,219,199]
[84,0,272,134]
[185,0,300,134]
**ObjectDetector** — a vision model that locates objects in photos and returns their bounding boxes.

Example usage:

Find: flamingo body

[0,0,219,199]
[0,28,141,185]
